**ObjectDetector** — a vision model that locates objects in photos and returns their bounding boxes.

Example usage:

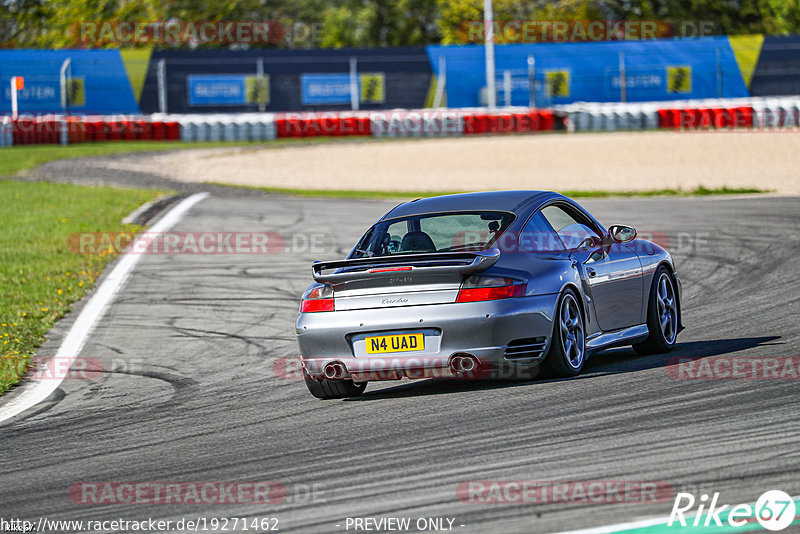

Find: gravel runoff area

[33,130,800,194]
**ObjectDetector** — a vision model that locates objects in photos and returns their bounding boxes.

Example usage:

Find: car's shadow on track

[583,335,782,376]
[345,336,781,400]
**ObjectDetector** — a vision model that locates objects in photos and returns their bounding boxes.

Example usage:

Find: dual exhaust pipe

[322,361,348,380]
[320,354,481,380]
[448,353,480,374]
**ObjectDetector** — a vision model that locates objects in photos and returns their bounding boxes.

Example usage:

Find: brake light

[456,276,525,303]
[369,266,413,273]
[301,284,334,312]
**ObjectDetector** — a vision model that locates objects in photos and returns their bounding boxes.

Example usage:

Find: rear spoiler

[312,249,501,284]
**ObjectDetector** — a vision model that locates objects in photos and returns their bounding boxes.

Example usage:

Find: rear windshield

[351,211,515,258]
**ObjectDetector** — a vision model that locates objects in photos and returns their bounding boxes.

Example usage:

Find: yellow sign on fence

[245,76,270,105]
[67,77,85,107]
[359,73,385,103]
[667,66,692,93]
[545,71,570,98]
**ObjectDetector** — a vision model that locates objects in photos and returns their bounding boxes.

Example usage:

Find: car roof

[381,190,562,220]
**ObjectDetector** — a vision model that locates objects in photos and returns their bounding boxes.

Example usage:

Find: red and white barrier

[3,97,796,148]
[559,96,800,132]
[2,115,182,147]
[170,108,558,142]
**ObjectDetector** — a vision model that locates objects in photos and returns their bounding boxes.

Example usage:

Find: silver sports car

[296,191,682,399]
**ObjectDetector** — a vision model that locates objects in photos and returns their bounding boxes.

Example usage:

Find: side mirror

[608,224,637,243]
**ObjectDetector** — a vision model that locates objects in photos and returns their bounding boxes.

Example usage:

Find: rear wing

[312,249,501,284]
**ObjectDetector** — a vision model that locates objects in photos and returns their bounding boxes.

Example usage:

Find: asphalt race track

[2,188,799,533]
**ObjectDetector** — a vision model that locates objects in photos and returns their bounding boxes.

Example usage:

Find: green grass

[205,182,770,199]
[0,137,385,177]
[0,180,165,395]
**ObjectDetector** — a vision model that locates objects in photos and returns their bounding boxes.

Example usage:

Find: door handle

[586,267,597,278]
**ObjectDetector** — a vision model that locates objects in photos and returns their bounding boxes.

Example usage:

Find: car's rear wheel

[633,266,679,355]
[542,289,586,378]
[303,369,367,399]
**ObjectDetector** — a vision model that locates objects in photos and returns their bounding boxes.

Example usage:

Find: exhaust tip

[323,361,348,380]
[449,353,480,374]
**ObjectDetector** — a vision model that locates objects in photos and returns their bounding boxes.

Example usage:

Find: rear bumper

[296,294,558,380]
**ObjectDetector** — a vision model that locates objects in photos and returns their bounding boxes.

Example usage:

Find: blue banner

[1,78,60,109]
[0,49,139,114]
[427,37,749,107]
[187,75,247,106]
[301,74,352,105]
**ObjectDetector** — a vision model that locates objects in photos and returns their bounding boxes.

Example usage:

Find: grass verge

[0,179,166,395]
[0,137,380,177]
[204,183,770,199]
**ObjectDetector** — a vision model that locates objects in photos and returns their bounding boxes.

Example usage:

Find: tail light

[301,284,334,312]
[456,276,525,303]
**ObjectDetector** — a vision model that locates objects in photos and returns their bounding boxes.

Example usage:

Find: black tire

[303,369,366,399]
[541,289,586,378]
[633,266,679,355]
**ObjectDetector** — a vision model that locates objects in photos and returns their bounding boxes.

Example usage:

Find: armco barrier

[1,115,190,147]
[560,96,800,132]
[275,113,370,138]
[0,117,12,147]
[167,113,278,142]
[2,98,796,149]
[0,114,261,147]
[370,111,460,137]
[660,107,756,130]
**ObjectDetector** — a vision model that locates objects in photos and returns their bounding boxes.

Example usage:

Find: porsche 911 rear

[295,208,569,398]
[296,191,684,398]
[296,247,559,398]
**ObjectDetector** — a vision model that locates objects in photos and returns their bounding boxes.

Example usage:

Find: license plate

[366,333,424,354]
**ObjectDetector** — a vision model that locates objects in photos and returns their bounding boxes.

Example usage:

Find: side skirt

[586,324,649,353]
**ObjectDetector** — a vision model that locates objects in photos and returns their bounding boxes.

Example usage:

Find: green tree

[2,0,799,49]
[0,0,56,47]
[320,0,439,48]
[437,0,604,44]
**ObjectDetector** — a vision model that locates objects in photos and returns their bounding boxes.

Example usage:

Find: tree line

[1,0,798,48]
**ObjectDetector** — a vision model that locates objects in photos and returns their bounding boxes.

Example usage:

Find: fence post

[349,57,359,112]
[527,55,536,108]
[157,58,168,114]
[619,52,627,103]
[10,77,19,119]
[484,0,497,108]
[433,56,447,108]
[503,70,512,107]
[257,57,266,112]
[59,58,71,145]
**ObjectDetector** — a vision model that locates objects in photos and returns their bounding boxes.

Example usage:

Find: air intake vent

[504,337,547,360]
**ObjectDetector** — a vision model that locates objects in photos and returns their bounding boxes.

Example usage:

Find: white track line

[0,193,210,425]
[550,516,667,534]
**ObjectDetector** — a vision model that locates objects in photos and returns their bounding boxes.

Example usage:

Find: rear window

[351,211,515,258]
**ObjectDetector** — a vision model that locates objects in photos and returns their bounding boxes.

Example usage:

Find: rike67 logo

[669,490,796,531]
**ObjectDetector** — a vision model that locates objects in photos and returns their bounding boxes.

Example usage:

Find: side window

[540,205,600,250]
[519,212,565,252]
